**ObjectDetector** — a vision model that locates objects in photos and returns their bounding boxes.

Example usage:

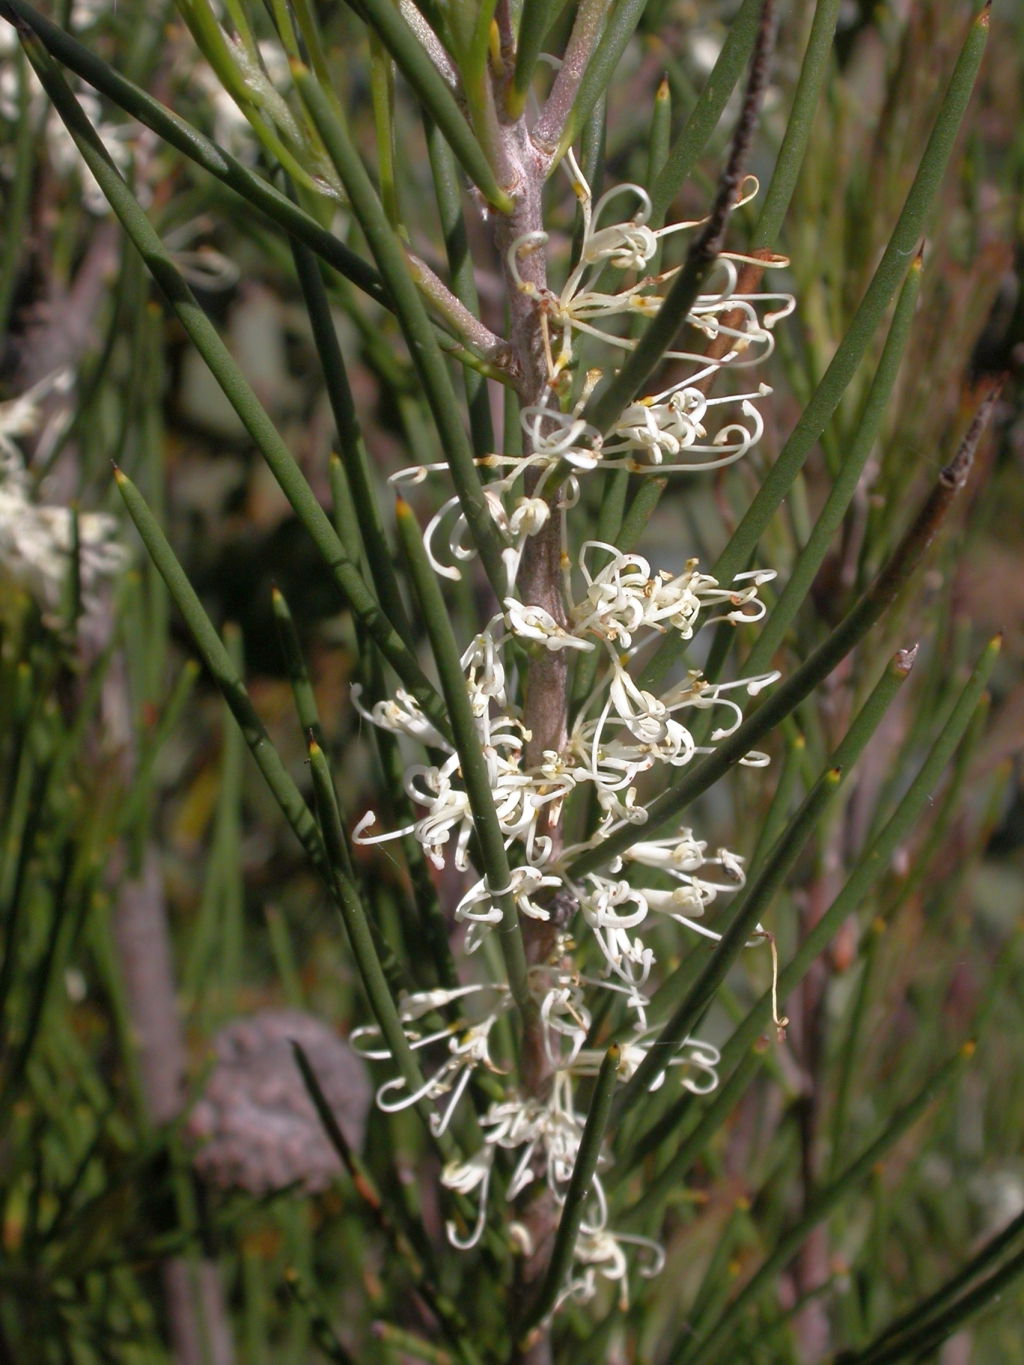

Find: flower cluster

[505,153,794,484]
[351,162,791,1312]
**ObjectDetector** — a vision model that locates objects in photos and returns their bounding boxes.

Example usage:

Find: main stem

[493,121,569,1359]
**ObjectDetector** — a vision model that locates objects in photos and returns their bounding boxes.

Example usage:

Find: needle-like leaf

[296,68,510,600]
[342,0,513,211]
[19,37,452,743]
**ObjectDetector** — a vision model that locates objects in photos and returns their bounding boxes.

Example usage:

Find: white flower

[441,1146,494,1249]
[504,598,593,652]
[351,682,452,751]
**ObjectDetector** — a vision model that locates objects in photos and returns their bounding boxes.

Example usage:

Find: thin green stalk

[214,624,245,997]
[748,728,804,879]
[744,255,923,675]
[648,0,764,227]
[455,0,502,175]
[372,1323,452,1365]
[673,1201,751,1365]
[2,0,389,305]
[0,844,76,1127]
[282,1266,357,1365]
[341,0,513,210]
[0,758,50,1031]
[617,475,668,554]
[329,450,370,576]
[307,729,414,1003]
[647,74,671,189]
[715,635,1000,1082]
[242,1246,270,1365]
[272,585,324,748]
[596,468,630,548]
[307,738,459,1162]
[520,1045,620,1336]
[0,728,40,920]
[296,68,509,599]
[510,0,557,115]
[585,0,774,433]
[290,238,414,648]
[853,1247,1024,1365]
[374,1321,447,1365]
[611,769,841,1121]
[423,117,494,458]
[0,49,35,335]
[117,661,200,836]
[710,6,989,594]
[569,392,997,879]
[683,1047,971,1365]
[19,39,450,740]
[394,498,532,1021]
[828,916,883,1181]
[369,32,401,231]
[265,905,305,1008]
[882,688,990,918]
[633,75,671,293]
[751,0,843,249]
[842,1210,1024,1365]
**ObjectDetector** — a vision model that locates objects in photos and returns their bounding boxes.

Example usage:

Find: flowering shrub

[1,0,1023,1359]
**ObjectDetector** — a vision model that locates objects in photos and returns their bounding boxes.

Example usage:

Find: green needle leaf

[271,585,325,748]
[290,236,414,648]
[19,37,450,741]
[511,0,558,117]
[296,67,510,600]
[343,0,514,211]
[2,0,389,306]
[744,252,923,675]
[711,4,990,593]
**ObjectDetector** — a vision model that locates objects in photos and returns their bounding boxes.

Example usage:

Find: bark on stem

[114,850,234,1365]
[490,111,570,1365]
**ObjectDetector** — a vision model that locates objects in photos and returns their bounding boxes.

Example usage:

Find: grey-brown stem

[494,125,569,1083]
[490,110,573,1358]
[114,844,235,1365]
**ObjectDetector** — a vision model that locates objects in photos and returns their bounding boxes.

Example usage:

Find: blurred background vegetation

[1,0,1024,1360]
